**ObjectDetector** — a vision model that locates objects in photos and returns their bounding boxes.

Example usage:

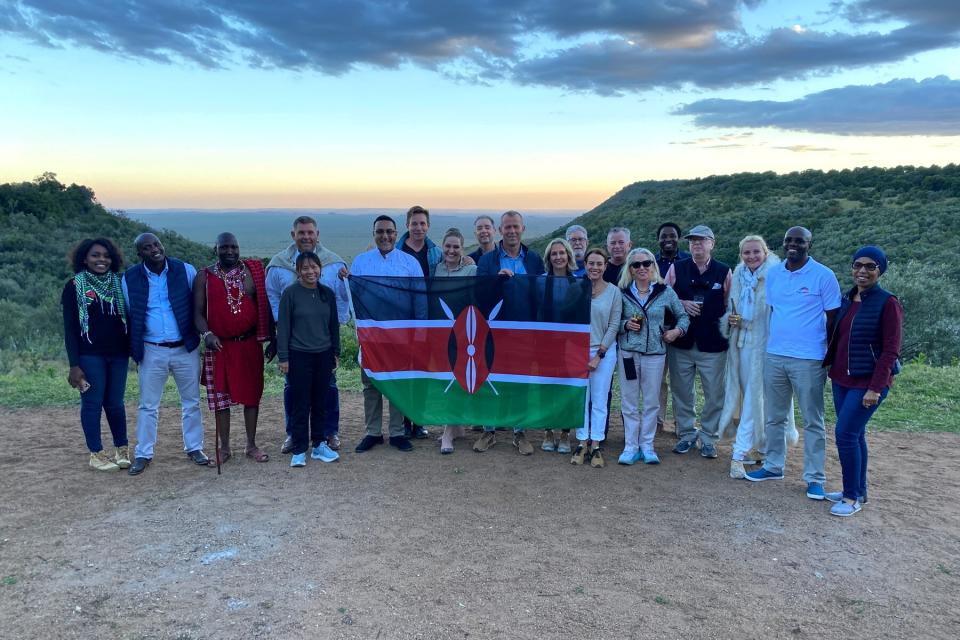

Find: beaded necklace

[212,263,246,315]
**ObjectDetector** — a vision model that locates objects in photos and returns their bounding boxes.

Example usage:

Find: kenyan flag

[350,275,590,429]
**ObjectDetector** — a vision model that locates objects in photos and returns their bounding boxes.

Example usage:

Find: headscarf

[736,265,761,323]
[73,270,127,342]
[853,246,887,274]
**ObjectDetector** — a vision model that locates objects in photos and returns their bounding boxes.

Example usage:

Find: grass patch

[1,353,958,434]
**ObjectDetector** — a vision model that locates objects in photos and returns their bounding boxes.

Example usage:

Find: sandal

[244,447,269,463]
[215,449,231,465]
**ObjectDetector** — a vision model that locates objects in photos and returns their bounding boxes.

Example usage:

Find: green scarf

[74,270,127,342]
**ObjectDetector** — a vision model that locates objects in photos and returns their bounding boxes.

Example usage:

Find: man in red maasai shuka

[195,232,274,464]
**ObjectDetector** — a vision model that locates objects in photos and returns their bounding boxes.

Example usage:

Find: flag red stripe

[358,326,588,378]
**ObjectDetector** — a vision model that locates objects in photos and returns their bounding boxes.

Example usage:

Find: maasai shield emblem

[450,305,491,393]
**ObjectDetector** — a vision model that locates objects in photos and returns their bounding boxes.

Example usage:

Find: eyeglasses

[630,260,654,269]
[374,229,397,236]
[852,261,879,272]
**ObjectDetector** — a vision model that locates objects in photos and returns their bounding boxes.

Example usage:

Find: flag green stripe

[368,377,587,429]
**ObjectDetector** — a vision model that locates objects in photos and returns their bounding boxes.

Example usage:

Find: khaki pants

[361,370,405,437]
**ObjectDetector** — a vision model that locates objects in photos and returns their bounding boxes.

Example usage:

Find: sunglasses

[852,261,879,272]
[630,260,654,269]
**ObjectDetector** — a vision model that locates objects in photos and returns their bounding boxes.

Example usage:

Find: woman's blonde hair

[618,248,662,289]
[738,234,770,258]
[544,238,576,276]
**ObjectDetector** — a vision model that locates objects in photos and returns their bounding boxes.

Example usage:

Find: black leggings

[288,349,335,455]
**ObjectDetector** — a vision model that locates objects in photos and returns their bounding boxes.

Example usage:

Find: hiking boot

[557,432,572,454]
[541,430,556,451]
[281,436,294,454]
[114,446,132,469]
[513,432,534,456]
[590,448,605,468]
[570,444,586,465]
[89,451,119,472]
[473,431,496,452]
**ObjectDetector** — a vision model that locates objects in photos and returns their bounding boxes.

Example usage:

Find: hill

[534,165,960,364]
[0,173,215,364]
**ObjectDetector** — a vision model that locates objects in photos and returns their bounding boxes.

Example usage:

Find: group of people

[63,207,901,517]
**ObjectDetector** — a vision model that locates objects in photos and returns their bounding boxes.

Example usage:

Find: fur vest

[717,254,798,447]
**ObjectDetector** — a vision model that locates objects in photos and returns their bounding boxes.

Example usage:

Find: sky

[1,0,959,210]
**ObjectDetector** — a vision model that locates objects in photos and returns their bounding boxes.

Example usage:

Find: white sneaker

[729,460,746,479]
[541,430,557,451]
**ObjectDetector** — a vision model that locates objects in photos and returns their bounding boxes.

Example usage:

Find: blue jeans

[284,372,339,439]
[832,382,888,502]
[78,354,129,452]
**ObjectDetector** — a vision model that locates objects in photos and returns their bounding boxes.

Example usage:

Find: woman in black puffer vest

[823,246,902,517]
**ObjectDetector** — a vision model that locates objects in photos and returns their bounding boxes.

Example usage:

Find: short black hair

[295,250,323,271]
[70,237,124,274]
[656,222,682,238]
[373,214,397,229]
[292,215,317,228]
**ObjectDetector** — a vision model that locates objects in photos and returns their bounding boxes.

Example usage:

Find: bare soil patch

[1,394,958,639]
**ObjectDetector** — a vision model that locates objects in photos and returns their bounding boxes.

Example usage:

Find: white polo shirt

[765,257,841,360]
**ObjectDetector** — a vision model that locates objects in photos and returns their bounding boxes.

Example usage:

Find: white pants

[618,352,666,456]
[135,343,204,459]
[577,346,617,442]
[732,341,758,460]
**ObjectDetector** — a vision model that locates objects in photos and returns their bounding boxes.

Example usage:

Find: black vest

[670,257,729,352]
[124,258,199,363]
[826,284,897,377]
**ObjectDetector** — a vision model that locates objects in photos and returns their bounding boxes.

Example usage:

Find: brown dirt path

[1,394,958,639]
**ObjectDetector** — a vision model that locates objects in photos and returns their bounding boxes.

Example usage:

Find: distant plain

[125,208,578,261]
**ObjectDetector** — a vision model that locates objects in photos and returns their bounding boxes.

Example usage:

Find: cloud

[772,145,836,152]
[674,76,960,136]
[1,1,959,94]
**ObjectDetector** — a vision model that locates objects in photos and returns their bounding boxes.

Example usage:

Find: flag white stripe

[356,319,589,333]
[363,369,588,387]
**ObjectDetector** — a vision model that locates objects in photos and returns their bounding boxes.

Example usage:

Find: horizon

[2,2,959,209]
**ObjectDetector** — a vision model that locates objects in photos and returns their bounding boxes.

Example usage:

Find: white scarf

[737,265,761,322]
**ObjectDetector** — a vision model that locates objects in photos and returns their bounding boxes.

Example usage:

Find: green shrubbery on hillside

[537,165,960,364]
[0,173,214,364]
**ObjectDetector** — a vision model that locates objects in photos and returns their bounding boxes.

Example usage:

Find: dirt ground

[1,394,958,640]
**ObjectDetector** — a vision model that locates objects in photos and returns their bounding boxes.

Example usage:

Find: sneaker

[281,436,294,454]
[89,451,120,472]
[389,436,414,451]
[672,438,695,454]
[744,468,784,482]
[618,450,642,465]
[114,446,132,469]
[473,431,496,452]
[642,450,661,465]
[806,482,825,500]
[830,500,862,517]
[290,453,306,467]
[413,425,430,439]
[354,435,384,453]
[571,444,586,465]
[557,433,572,454]
[541,430,557,452]
[513,432,534,456]
[311,442,339,462]
[700,442,718,459]
[729,460,746,479]
[590,448,605,468]
[826,491,868,504]
[326,434,341,451]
